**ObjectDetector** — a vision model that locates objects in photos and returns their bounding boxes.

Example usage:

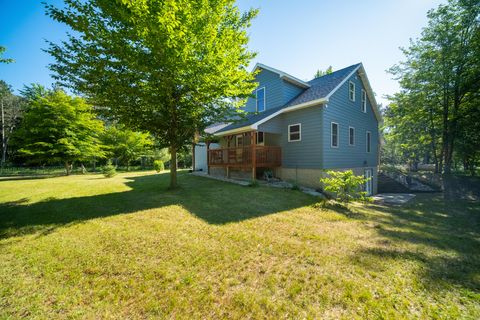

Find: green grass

[0,171,479,319]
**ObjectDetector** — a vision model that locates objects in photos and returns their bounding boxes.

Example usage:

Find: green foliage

[153,160,164,173]
[320,170,370,203]
[13,90,106,174]
[386,0,480,174]
[102,160,116,177]
[314,66,333,78]
[102,125,153,170]
[0,46,14,64]
[45,0,258,188]
[290,183,300,191]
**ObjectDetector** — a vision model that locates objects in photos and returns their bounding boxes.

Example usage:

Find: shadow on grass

[352,194,480,293]
[0,172,317,239]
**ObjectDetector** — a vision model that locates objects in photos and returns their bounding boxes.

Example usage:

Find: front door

[364,169,373,196]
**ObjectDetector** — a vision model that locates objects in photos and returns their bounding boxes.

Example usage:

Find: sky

[0,0,446,105]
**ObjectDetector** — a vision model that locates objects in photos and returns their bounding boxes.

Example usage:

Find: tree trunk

[169,146,177,189]
[1,99,5,167]
[65,161,71,176]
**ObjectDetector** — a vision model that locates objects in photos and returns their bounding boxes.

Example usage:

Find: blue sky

[0,0,445,105]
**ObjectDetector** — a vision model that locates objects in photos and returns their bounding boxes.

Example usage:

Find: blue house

[206,63,381,195]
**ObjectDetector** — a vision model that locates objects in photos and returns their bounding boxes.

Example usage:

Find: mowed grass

[0,172,479,319]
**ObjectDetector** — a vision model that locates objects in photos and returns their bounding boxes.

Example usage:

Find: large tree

[387,0,480,174]
[14,90,105,175]
[45,0,258,188]
[0,81,26,166]
[102,125,153,170]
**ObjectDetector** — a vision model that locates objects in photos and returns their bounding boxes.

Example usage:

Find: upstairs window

[349,81,355,101]
[366,131,371,153]
[361,89,367,113]
[256,87,266,112]
[349,127,355,146]
[288,124,301,142]
[331,122,339,147]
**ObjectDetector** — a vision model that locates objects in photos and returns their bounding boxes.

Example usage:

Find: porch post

[251,130,256,181]
[206,141,210,175]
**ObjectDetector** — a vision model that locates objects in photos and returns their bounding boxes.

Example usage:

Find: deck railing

[208,145,281,168]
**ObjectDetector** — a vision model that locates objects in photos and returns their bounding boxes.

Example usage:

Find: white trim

[331,122,339,148]
[361,89,367,113]
[324,63,382,124]
[288,123,301,142]
[366,130,372,153]
[349,81,356,102]
[256,87,266,112]
[253,63,311,88]
[349,126,355,146]
[257,131,264,145]
[251,98,327,130]
[215,64,383,137]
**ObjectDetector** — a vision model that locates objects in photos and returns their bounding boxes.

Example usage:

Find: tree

[314,66,333,78]
[387,0,480,174]
[0,46,14,64]
[14,90,105,175]
[102,125,153,170]
[45,0,258,188]
[0,81,26,167]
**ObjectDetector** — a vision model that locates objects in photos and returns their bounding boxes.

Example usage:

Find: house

[205,63,381,195]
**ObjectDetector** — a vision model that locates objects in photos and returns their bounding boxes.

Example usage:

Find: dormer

[243,63,309,113]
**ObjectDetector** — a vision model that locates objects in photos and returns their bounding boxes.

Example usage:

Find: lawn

[0,172,479,319]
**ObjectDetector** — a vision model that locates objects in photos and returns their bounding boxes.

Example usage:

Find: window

[349,81,355,101]
[236,135,243,147]
[257,131,264,144]
[288,124,301,142]
[361,89,367,113]
[366,131,371,153]
[256,87,265,112]
[331,122,339,147]
[349,127,355,146]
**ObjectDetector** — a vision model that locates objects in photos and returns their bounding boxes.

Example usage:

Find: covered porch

[207,130,281,180]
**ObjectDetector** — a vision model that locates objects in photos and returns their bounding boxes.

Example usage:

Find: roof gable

[214,63,382,135]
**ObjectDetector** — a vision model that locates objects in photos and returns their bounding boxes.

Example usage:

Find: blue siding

[260,105,324,168]
[244,69,284,112]
[244,69,305,113]
[282,80,304,104]
[322,71,379,169]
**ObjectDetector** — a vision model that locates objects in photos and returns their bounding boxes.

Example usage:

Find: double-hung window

[349,81,355,101]
[366,131,371,153]
[256,87,265,112]
[361,89,367,113]
[288,124,301,142]
[331,122,339,147]
[349,127,355,146]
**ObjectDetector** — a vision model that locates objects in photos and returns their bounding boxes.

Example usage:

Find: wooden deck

[208,146,281,168]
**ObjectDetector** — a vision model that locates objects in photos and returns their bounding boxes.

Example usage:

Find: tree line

[0,81,191,173]
[383,0,480,175]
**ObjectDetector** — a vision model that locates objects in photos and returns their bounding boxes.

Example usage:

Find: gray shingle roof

[215,63,361,134]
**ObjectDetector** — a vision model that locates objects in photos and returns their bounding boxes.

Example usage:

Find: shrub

[319,170,370,203]
[153,160,165,173]
[102,160,117,178]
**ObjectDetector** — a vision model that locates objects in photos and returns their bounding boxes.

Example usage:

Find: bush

[319,170,370,203]
[102,160,117,178]
[153,160,165,173]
